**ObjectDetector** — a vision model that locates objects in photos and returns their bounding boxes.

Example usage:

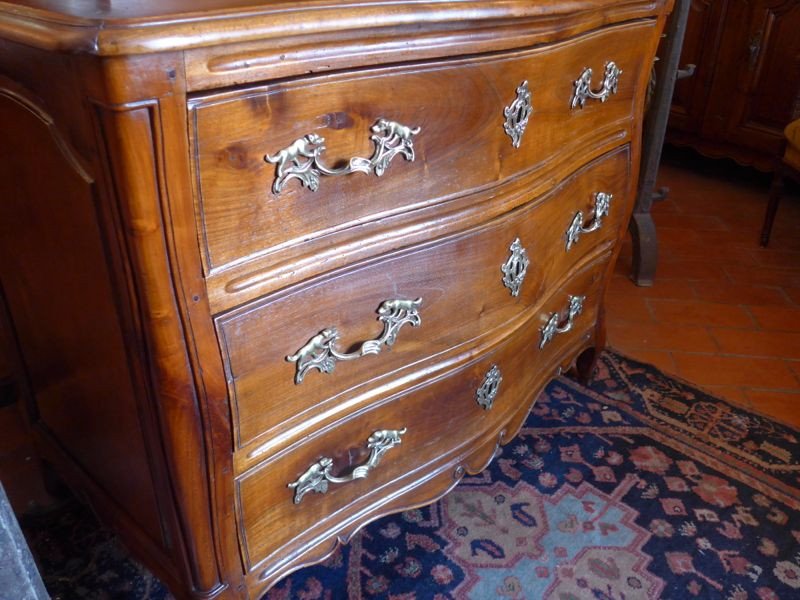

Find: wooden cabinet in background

[667,0,800,170]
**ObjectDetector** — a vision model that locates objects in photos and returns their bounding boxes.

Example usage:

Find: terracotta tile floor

[608,146,800,427]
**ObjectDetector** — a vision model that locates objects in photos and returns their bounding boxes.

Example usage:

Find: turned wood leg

[760,165,784,247]
[629,211,658,287]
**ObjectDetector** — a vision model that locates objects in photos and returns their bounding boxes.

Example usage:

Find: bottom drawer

[236,252,608,581]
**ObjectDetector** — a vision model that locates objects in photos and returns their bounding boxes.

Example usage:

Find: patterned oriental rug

[20,351,800,599]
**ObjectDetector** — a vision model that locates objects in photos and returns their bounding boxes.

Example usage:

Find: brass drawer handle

[565,192,613,251]
[288,428,407,504]
[503,81,533,148]
[265,118,421,194]
[476,365,502,410]
[501,237,530,297]
[286,298,422,384]
[570,62,622,109]
[540,295,585,349]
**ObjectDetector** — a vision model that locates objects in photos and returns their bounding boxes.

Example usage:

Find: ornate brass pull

[540,295,585,349]
[501,237,530,297]
[287,298,422,384]
[476,365,502,410]
[565,192,613,251]
[503,81,533,148]
[265,118,421,194]
[571,62,622,109]
[288,428,407,504]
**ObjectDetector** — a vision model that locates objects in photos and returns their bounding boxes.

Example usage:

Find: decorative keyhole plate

[501,237,530,297]
[503,81,533,148]
[476,365,502,410]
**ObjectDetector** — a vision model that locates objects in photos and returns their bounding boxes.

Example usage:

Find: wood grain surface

[191,20,654,305]
[218,147,630,456]
[238,253,607,590]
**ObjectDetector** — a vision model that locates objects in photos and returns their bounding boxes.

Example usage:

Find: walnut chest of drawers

[0,1,671,597]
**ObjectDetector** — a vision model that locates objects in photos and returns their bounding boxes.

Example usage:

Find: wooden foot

[629,211,658,287]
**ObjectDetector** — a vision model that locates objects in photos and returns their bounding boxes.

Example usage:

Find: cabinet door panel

[711,0,800,154]
[668,0,800,168]
[0,91,163,543]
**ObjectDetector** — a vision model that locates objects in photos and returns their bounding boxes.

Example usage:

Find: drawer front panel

[217,148,629,449]
[236,254,606,571]
[190,20,656,275]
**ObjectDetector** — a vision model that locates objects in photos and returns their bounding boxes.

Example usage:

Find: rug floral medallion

[22,352,800,599]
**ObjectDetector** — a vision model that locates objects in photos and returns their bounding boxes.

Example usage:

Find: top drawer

[189,19,657,278]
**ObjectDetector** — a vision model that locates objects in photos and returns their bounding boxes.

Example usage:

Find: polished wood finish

[220,148,629,456]
[191,23,651,305]
[239,253,607,592]
[666,0,800,171]
[0,1,670,597]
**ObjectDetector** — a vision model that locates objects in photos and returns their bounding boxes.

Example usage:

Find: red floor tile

[742,390,800,428]
[748,305,800,332]
[608,321,718,353]
[710,328,800,359]
[608,275,697,301]
[749,249,800,270]
[783,287,800,306]
[671,353,798,388]
[725,265,800,288]
[690,282,791,307]
[648,299,755,328]
[653,212,729,231]
[655,260,730,282]
[604,293,655,324]
[700,385,750,406]
[605,147,800,423]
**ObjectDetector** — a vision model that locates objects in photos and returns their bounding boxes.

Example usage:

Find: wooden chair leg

[760,165,784,247]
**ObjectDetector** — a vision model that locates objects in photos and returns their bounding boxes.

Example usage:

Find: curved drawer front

[236,255,605,574]
[217,147,628,450]
[190,19,656,279]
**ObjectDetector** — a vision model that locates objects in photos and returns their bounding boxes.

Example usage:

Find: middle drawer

[216,147,629,452]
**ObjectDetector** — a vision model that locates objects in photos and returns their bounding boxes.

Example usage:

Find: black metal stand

[629,0,693,286]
